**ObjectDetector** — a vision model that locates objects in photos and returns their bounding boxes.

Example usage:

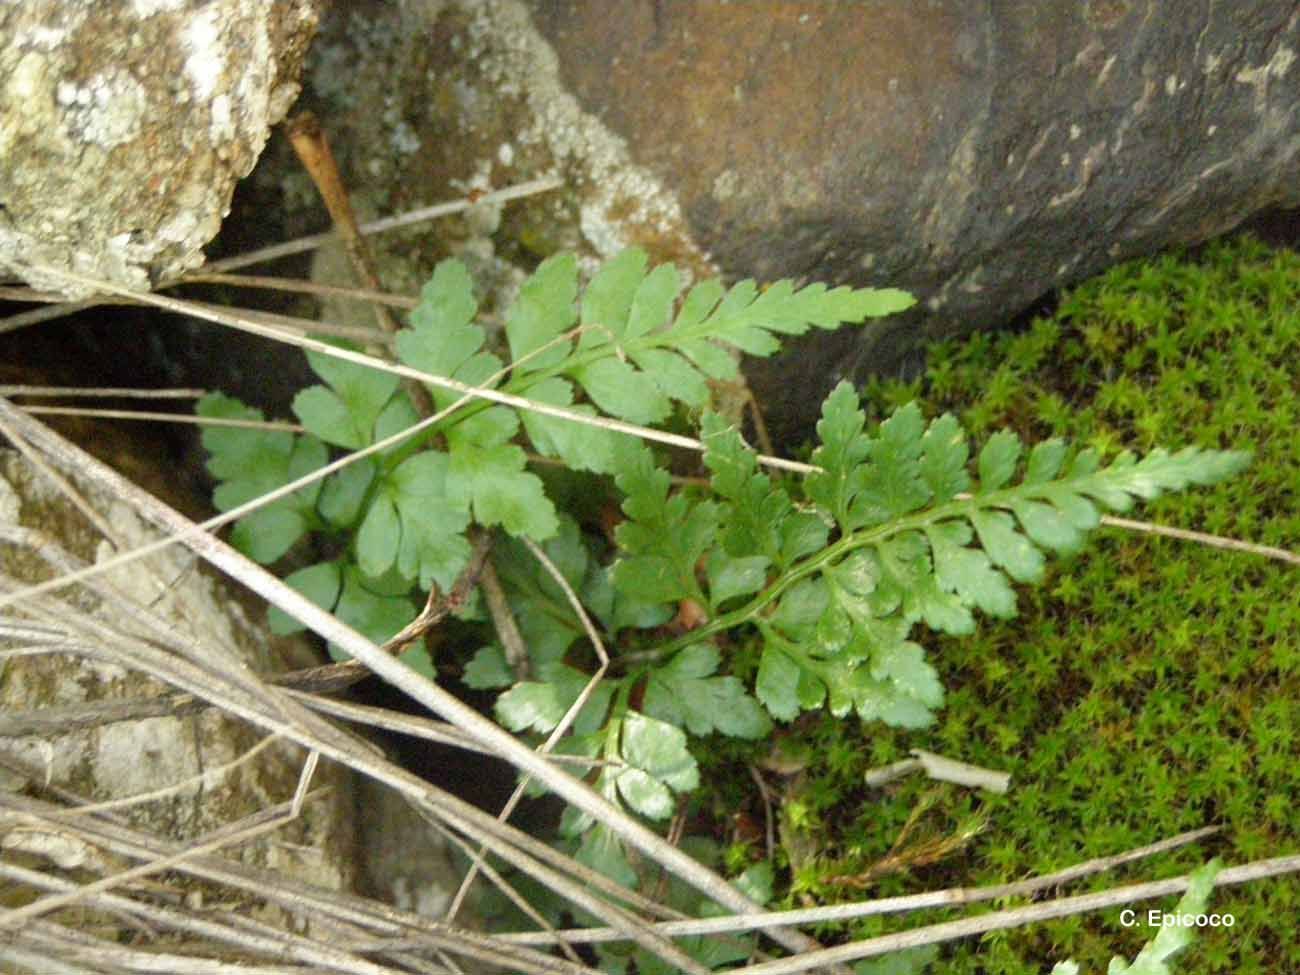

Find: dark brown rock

[246,0,1298,438]
[529,0,1300,435]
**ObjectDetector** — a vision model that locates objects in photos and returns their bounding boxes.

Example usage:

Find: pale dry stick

[0,788,317,928]
[196,176,565,276]
[0,400,835,967]
[862,748,1011,793]
[2,545,712,966]
[1,796,602,975]
[180,270,420,309]
[1,613,599,746]
[728,853,1300,975]
[949,490,1299,566]
[443,534,618,925]
[0,294,378,344]
[0,787,598,975]
[10,910,393,975]
[0,297,100,336]
[292,750,321,817]
[0,285,54,300]
[0,620,66,642]
[1100,512,1300,565]
[0,945,103,975]
[0,385,206,399]
[288,112,396,337]
[288,910,468,975]
[60,259,1299,577]
[282,690,613,770]
[17,405,304,430]
[187,296,393,344]
[288,109,433,421]
[0,400,442,614]
[422,810,587,968]
[0,306,730,619]
[497,824,1223,945]
[0,407,124,550]
[0,407,188,621]
[0,652,631,956]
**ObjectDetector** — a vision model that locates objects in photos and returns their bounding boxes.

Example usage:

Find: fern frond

[614,381,1249,729]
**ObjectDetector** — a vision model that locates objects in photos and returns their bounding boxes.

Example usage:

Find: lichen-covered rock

[288,0,1298,440]
[0,0,322,299]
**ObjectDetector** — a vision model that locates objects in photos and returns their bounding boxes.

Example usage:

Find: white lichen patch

[57,70,148,149]
[131,0,185,16]
[183,6,226,100]
[713,168,741,201]
[1235,45,1296,113]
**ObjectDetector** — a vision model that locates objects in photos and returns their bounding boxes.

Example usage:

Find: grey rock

[0,0,322,299]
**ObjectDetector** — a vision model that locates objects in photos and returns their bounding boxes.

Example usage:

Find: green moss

[726,235,1300,971]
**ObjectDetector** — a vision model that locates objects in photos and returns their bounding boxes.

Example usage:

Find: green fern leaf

[505,253,577,373]
[268,560,342,636]
[643,643,772,739]
[197,393,325,563]
[396,259,501,411]
[572,357,672,424]
[756,644,805,721]
[808,385,933,531]
[701,412,793,564]
[625,262,681,340]
[576,824,638,890]
[919,412,971,502]
[977,429,1022,492]
[295,343,401,449]
[1024,437,1068,484]
[806,381,872,529]
[567,249,910,424]
[612,442,716,605]
[971,509,1047,584]
[848,401,932,528]
[447,442,558,540]
[687,384,1244,729]
[616,711,699,818]
[925,520,1018,619]
[578,247,646,348]
[382,450,472,589]
[518,377,618,473]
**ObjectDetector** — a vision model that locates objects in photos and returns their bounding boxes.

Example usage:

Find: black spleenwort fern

[197,249,1247,934]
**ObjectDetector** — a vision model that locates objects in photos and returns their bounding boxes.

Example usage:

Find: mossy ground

[700,234,1299,973]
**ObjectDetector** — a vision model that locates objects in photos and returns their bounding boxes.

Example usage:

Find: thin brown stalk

[287,110,432,419]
